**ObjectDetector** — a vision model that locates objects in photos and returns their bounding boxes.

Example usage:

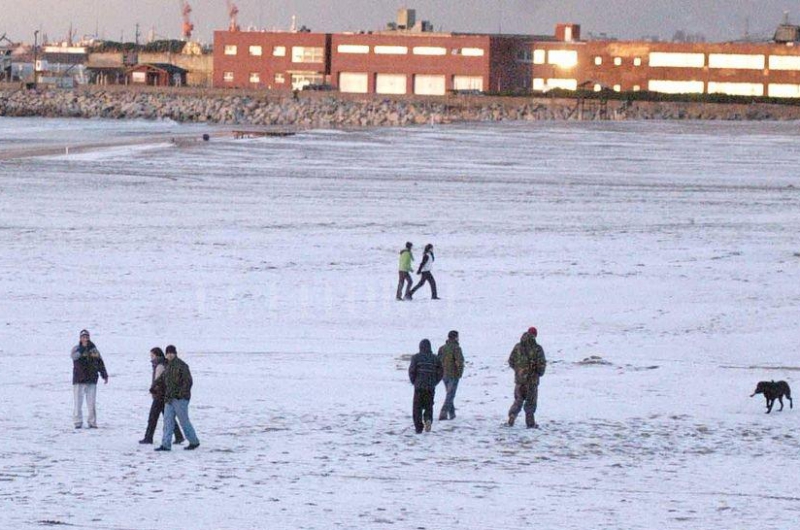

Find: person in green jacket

[438,330,464,420]
[507,327,547,428]
[396,241,414,300]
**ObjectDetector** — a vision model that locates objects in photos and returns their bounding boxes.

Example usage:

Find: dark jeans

[397,271,412,299]
[439,377,460,419]
[509,381,539,427]
[143,397,184,443]
[412,388,435,433]
[409,271,437,298]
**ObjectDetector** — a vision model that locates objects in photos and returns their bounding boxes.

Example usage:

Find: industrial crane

[227,1,241,32]
[179,0,194,40]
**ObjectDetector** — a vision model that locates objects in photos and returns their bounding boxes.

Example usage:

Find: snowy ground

[1,118,799,529]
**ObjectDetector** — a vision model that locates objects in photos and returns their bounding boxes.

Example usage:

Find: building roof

[127,63,188,74]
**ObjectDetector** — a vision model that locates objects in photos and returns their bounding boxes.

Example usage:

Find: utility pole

[135,23,140,46]
[33,29,39,87]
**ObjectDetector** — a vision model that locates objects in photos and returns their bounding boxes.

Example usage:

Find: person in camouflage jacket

[438,330,464,420]
[507,327,546,428]
[155,345,200,451]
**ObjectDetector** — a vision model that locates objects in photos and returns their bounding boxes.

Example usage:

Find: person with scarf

[70,329,108,429]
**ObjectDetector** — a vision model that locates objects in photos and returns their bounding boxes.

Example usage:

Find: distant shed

[125,63,188,86]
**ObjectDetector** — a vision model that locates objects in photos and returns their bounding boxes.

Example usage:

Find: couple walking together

[397,242,438,301]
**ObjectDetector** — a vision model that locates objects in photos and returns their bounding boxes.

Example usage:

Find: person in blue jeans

[437,330,464,420]
[155,345,200,451]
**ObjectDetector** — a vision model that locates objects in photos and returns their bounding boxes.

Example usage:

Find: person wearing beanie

[155,345,200,451]
[408,339,444,433]
[408,243,438,300]
[70,329,108,429]
[507,327,547,428]
[139,347,185,445]
[396,241,414,301]
[437,330,464,420]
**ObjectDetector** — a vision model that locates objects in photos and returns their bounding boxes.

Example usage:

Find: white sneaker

[424,419,432,432]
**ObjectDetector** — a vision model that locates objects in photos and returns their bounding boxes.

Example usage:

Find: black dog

[750,380,793,413]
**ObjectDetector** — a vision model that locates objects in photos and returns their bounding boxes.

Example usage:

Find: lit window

[548,50,578,68]
[374,46,408,55]
[249,72,260,83]
[633,57,642,66]
[291,73,323,90]
[533,49,546,64]
[413,46,447,56]
[532,78,545,91]
[633,85,641,91]
[594,56,602,66]
[768,83,800,97]
[594,84,602,92]
[708,54,765,70]
[613,84,621,92]
[649,52,705,68]
[274,73,285,83]
[249,46,262,56]
[292,46,324,63]
[614,57,622,66]
[648,80,704,94]
[769,55,800,70]
[460,48,485,57]
[223,71,234,82]
[547,78,578,91]
[224,45,237,56]
[338,44,369,54]
[707,81,764,96]
[273,46,286,57]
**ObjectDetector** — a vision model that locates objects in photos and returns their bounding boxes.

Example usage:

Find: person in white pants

[71,329,108,429]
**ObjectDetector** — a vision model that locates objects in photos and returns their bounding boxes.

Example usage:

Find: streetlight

[33,30,39,87]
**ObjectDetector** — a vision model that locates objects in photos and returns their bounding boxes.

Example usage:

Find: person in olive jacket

[139,347,184,445]
[507,327,547,428]
[71,329,108,429]
[155,345,200,451]
[408,339,444,433]
[437,330,464,420]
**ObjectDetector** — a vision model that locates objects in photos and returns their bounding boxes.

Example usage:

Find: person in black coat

[70,329,108,429]
[408,243,438,300]
[139,347,184,445]
[408,339,444,433]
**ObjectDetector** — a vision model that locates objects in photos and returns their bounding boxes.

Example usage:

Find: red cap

[528,326,537,337]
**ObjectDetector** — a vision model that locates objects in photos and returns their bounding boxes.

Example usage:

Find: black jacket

[71,341,108,384]
[164,356,193,401]
[409,339,444,391]
[149,357,167,400]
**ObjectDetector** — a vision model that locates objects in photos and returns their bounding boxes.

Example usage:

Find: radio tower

[227,1,240,32]
[180,0,194,40]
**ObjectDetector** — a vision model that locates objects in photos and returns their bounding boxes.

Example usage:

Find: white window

[223,71,234,82]
[274,73,285,84]
[532,78,545,91]
[708,54,764,70]
[593,83,602,92]
[613,84,621,92]
[414,74,446,95]
[648,80,704,94]
[614,57,622,66]
[132,71,146,83]
[548,50,578,68]
[374,46,408,55]
[413,46,447,56]
[453,75,483,91]
[460,48,484,57]
[649,52,705,68]
[633,57,642,66]
[633,85,641,92]
[292,46,324,63]
[339,72,369,93]
[547,78,578,91]
[291,73,323,90]
[769,55,800,70]
[768,83,800,97]
[224,45,237,56]
[249,72,260,83]
[707,82,764,96]
[249,46,262,56]
[273,46,286,57]
[375,73,407,94]
[594,56,602,66]
[533,49,546,64]
[338,44,369,54]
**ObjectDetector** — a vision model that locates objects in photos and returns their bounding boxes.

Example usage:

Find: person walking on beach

[155,345,200,451]
[507,327,547,429]
[71,329,108,429]
[408,243,438,300]
[396,241,414,300]
[139,347,184,445]
[438,330,464,420]
[408,339,443,433]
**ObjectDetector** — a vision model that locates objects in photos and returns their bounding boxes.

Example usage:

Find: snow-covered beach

[1,118,798,529]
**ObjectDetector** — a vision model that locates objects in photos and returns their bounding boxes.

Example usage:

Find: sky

[1,1,798,45]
